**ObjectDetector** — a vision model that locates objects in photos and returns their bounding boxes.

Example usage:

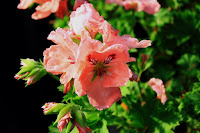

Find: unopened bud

[14,58,47,85]
[41,102,66,115]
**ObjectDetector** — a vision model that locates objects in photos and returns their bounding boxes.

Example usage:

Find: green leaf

[73,110,87,129]
[71,37,80,45]
[54,105,72,125]
[99,119,109,133]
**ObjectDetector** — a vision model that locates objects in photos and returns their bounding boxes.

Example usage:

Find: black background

[5,1,64,133]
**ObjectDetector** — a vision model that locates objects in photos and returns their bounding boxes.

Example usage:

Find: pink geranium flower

[69,3,104,37]
[106,0,161,14]
[17,0,86,20]
[43,28,79,93]
[148,78,168,104]
[17,0,68,20]
[74,31,133,110]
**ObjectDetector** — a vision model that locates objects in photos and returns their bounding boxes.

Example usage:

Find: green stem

[136,70,143,102]
[66,121,73,133]
[48,72,60,81]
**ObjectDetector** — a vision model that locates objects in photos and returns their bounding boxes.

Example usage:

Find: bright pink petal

[87,79,122,110]
[103,62,132,87]
[79,66,122,110]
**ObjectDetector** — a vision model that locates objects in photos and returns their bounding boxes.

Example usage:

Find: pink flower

[106,0,161,14]
[69,3,104,37]
[43,28,79,93]
[57,113,71,132]
[41,102,57,114]
[148,78,168,104]
[17,0,69,20]
[75,31,133,110]
[99,21,151,49]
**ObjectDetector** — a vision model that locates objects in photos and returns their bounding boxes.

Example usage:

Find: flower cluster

[43,3,151,110]
[42,102,91,132]
[106,0,161,14]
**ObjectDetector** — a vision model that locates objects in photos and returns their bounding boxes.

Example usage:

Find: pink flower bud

[42,102,57,114]
[57,113,71,132]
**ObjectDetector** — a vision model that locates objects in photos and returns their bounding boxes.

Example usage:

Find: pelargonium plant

[15,0,200,132]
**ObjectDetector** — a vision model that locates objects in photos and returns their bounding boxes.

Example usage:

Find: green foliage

[48,0,200,132]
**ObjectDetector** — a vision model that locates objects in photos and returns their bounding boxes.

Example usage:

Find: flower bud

[54,104,72,125]
[14,58,47,85]
[41,102,66,115]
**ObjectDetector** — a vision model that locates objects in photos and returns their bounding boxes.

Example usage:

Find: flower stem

[136,70,143,102]
[48,72,60,81]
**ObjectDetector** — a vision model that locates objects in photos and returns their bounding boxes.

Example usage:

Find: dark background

[5,1,64,133]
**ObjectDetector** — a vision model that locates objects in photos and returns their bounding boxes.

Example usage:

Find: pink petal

[17,0,34,9]
[143,0,161,14]
[78,67,122,110]
[148,78,168,104]
[103,62,131,87]
[47,28,78,57]
[87,79,122,110]
[32,10,51,20]
[43,45,74,74]
[99,21,151,49]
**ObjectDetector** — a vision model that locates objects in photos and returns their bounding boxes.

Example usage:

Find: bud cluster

[14,59,47,86]
[42,102,91,133]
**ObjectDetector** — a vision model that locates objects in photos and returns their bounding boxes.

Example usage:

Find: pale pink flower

[148,78,168,104]
[41,102,57,114]
[17,0,69,20]
[106,0,161,14]
[43,28,79,93]
[99,21,151,49]
[57,113,71,132]
[69,3,104,37]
